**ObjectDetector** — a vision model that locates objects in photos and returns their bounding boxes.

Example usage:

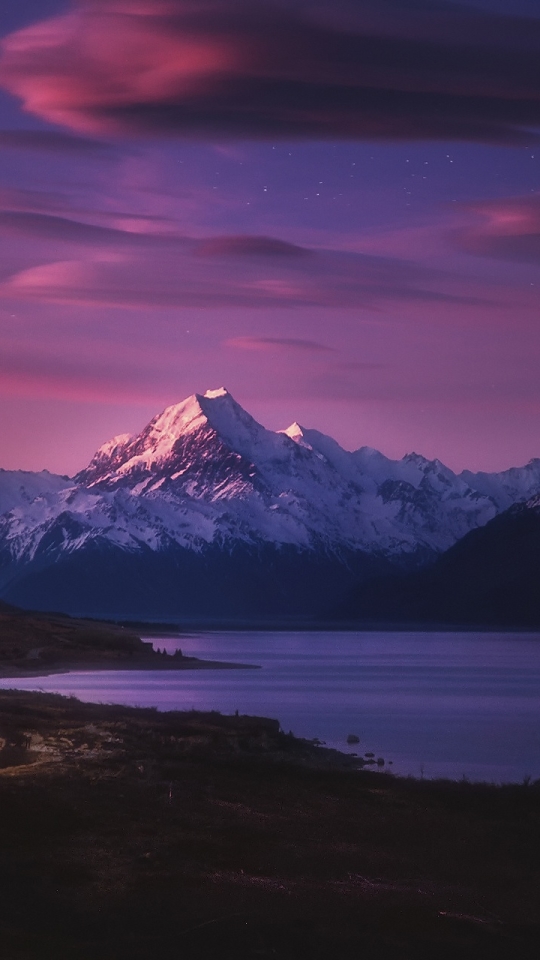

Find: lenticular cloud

[454,196,540,265]
[1,0,540,143]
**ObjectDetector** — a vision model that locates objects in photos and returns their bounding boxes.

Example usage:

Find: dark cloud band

[226,336,335,352]
[0,130,114,154]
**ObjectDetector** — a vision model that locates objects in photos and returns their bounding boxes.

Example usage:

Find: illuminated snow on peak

[204,387,228,398]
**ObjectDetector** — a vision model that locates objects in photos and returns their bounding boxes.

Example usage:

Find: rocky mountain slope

[0,388,539,619]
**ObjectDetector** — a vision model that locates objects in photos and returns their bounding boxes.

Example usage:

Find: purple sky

[1,0,540,475]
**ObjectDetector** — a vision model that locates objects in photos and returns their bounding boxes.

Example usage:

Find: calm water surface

[1,631,539,783]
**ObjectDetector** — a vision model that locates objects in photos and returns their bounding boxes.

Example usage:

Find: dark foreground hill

[0,689,538,959]
[334,496,540,628]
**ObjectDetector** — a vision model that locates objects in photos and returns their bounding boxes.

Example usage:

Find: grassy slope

[0,690,538,959]
[0,604,237,672]
[0,603,147,665]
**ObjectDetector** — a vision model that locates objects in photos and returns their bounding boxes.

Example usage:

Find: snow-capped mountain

[0,387,539,619]
[460,460,540,510]
[70,387,498,555]
[0,468,71,517]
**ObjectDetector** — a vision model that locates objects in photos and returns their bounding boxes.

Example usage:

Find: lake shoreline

[3,628,539,784]
[0,605,260,678]
[0,655,259,679]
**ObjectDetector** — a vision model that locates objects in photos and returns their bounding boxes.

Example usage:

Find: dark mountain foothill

[333,496,540,628]
[1,540,391,622]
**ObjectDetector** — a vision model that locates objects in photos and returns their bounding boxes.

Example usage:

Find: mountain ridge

[1,387,539,619]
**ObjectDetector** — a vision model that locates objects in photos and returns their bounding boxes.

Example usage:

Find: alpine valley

[0,388,539,622]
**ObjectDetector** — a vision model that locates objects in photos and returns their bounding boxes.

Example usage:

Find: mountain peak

[147,388,230,435]
[282,422,304,440]
[203,387,229,399]
[76,388,278,489]
[112,389,244,465]
[402,452,430,465]
[281,422,325,457]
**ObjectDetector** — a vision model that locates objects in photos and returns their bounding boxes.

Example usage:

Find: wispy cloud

[0,240,482,310]
[1,0,540,143]
[453,195,540,264]
[226,336,335,352]
[194,236,309,258]
[0,210,184,246]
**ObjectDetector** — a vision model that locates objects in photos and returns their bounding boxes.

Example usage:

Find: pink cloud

[0,358,155,404]
[0,332,206,405]
[1,1,540,143]
[454,196,540,264]
[0,4,236,134]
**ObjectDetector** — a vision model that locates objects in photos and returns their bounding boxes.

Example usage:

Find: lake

[1,630,539,783]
